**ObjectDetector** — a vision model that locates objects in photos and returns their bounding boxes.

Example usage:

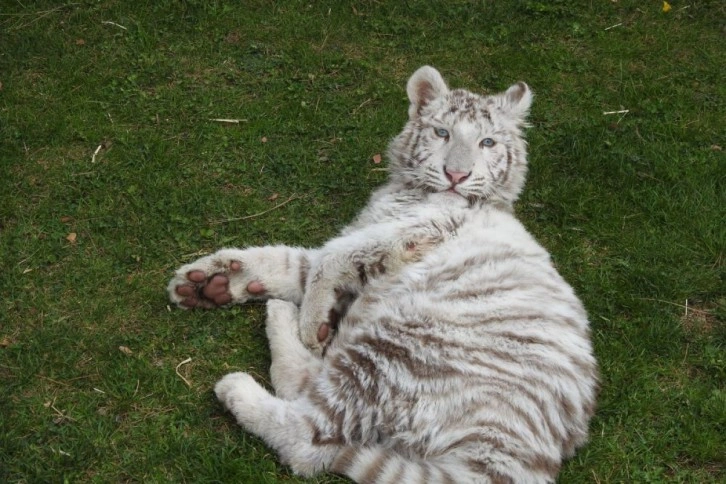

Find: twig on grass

[351,98,373,116]
[91,141,112,163]
[91,144,103,163]
[637,297,713,316]
[50,403,76,422]
[175,358,193,388]
[45,397,76,423]
[210,194,300,224]
[208,118,248,124]
[102,21,127,30]
[604,22,623,31]
[603,109,630,124]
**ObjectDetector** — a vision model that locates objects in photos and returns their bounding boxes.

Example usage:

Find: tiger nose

[444,168,471,185]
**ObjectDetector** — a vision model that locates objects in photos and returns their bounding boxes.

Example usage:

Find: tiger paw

[167,250,267,309]
[298,288,340,355]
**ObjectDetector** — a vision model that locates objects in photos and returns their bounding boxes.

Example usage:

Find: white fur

[171,67,597,483]
[168,246,317,307]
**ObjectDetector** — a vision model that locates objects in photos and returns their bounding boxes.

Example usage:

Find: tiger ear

[406,66,449,119]
[499,82,533,123]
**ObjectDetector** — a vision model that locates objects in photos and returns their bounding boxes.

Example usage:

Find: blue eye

[480,137,496,148]
[434,127,449,138]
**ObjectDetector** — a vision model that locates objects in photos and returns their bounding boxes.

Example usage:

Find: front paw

[299,315,338,356]
[298,319,328,356]
[298,295,340,355]
[169,270,236,309]
[299,284,359,353]
[167,252,266,309]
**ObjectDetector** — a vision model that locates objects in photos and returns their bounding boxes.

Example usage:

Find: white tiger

[168,66,598,483]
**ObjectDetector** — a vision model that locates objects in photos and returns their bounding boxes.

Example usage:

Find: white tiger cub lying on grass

[168,66,598,483]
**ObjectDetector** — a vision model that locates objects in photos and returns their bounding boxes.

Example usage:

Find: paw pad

[246,280,266,295]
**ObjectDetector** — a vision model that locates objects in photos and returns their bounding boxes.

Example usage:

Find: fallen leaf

[119,346,133,355]
[75,38,86,46]
[60,216,72,223]
[662,1,671,12]
[372,153,382,164]
[0,336,12,347]
[261,136,268,143]
[66,232,77,243]
[268,193,279,201]
[225,31,241,44]
[710,144,722,151]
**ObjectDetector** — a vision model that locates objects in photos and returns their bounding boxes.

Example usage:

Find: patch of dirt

[679,301,719,337]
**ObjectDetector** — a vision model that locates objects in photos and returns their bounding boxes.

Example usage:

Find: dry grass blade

[210,195,301,224]
[175,358,193,388]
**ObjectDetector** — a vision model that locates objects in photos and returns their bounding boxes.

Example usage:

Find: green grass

[1,1,724,482]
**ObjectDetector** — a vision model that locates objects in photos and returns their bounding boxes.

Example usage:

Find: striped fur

[194,66,597,483]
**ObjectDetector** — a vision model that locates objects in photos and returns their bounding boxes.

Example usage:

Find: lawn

[1,1,724,482]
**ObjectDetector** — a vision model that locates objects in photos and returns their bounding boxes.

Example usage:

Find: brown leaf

[225,31,241,44]
[261,136,268,143]
[372,153,382,164]
[66,232,77,244]
[268,193,279,201]
[0,336,13,347]
[60,216,72,223]
[119,346,133,355]
[76,38,86,46]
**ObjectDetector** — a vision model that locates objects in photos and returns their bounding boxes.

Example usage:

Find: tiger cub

[169,66,598,483]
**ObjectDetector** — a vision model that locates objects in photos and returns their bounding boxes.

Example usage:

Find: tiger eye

[434,127,450,138]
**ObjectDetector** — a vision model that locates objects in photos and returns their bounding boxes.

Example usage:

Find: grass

[1,0,724,482]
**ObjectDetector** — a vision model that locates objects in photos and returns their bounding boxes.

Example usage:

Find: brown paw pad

[317,323,330,343]
[187,270,207,283]
[246,280,266,295]
[201,274,231,303]
[176,284,196,298]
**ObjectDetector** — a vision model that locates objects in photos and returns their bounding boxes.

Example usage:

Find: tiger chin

[169,66,598,483]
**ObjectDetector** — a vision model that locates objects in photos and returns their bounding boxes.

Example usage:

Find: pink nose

[445,169,470,185]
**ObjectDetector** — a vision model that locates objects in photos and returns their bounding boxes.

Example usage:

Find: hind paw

[214,372,273,433]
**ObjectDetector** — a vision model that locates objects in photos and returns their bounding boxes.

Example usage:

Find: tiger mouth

[445,187,466,198]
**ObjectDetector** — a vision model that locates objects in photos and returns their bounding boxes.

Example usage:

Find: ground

[1,1,724,482]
